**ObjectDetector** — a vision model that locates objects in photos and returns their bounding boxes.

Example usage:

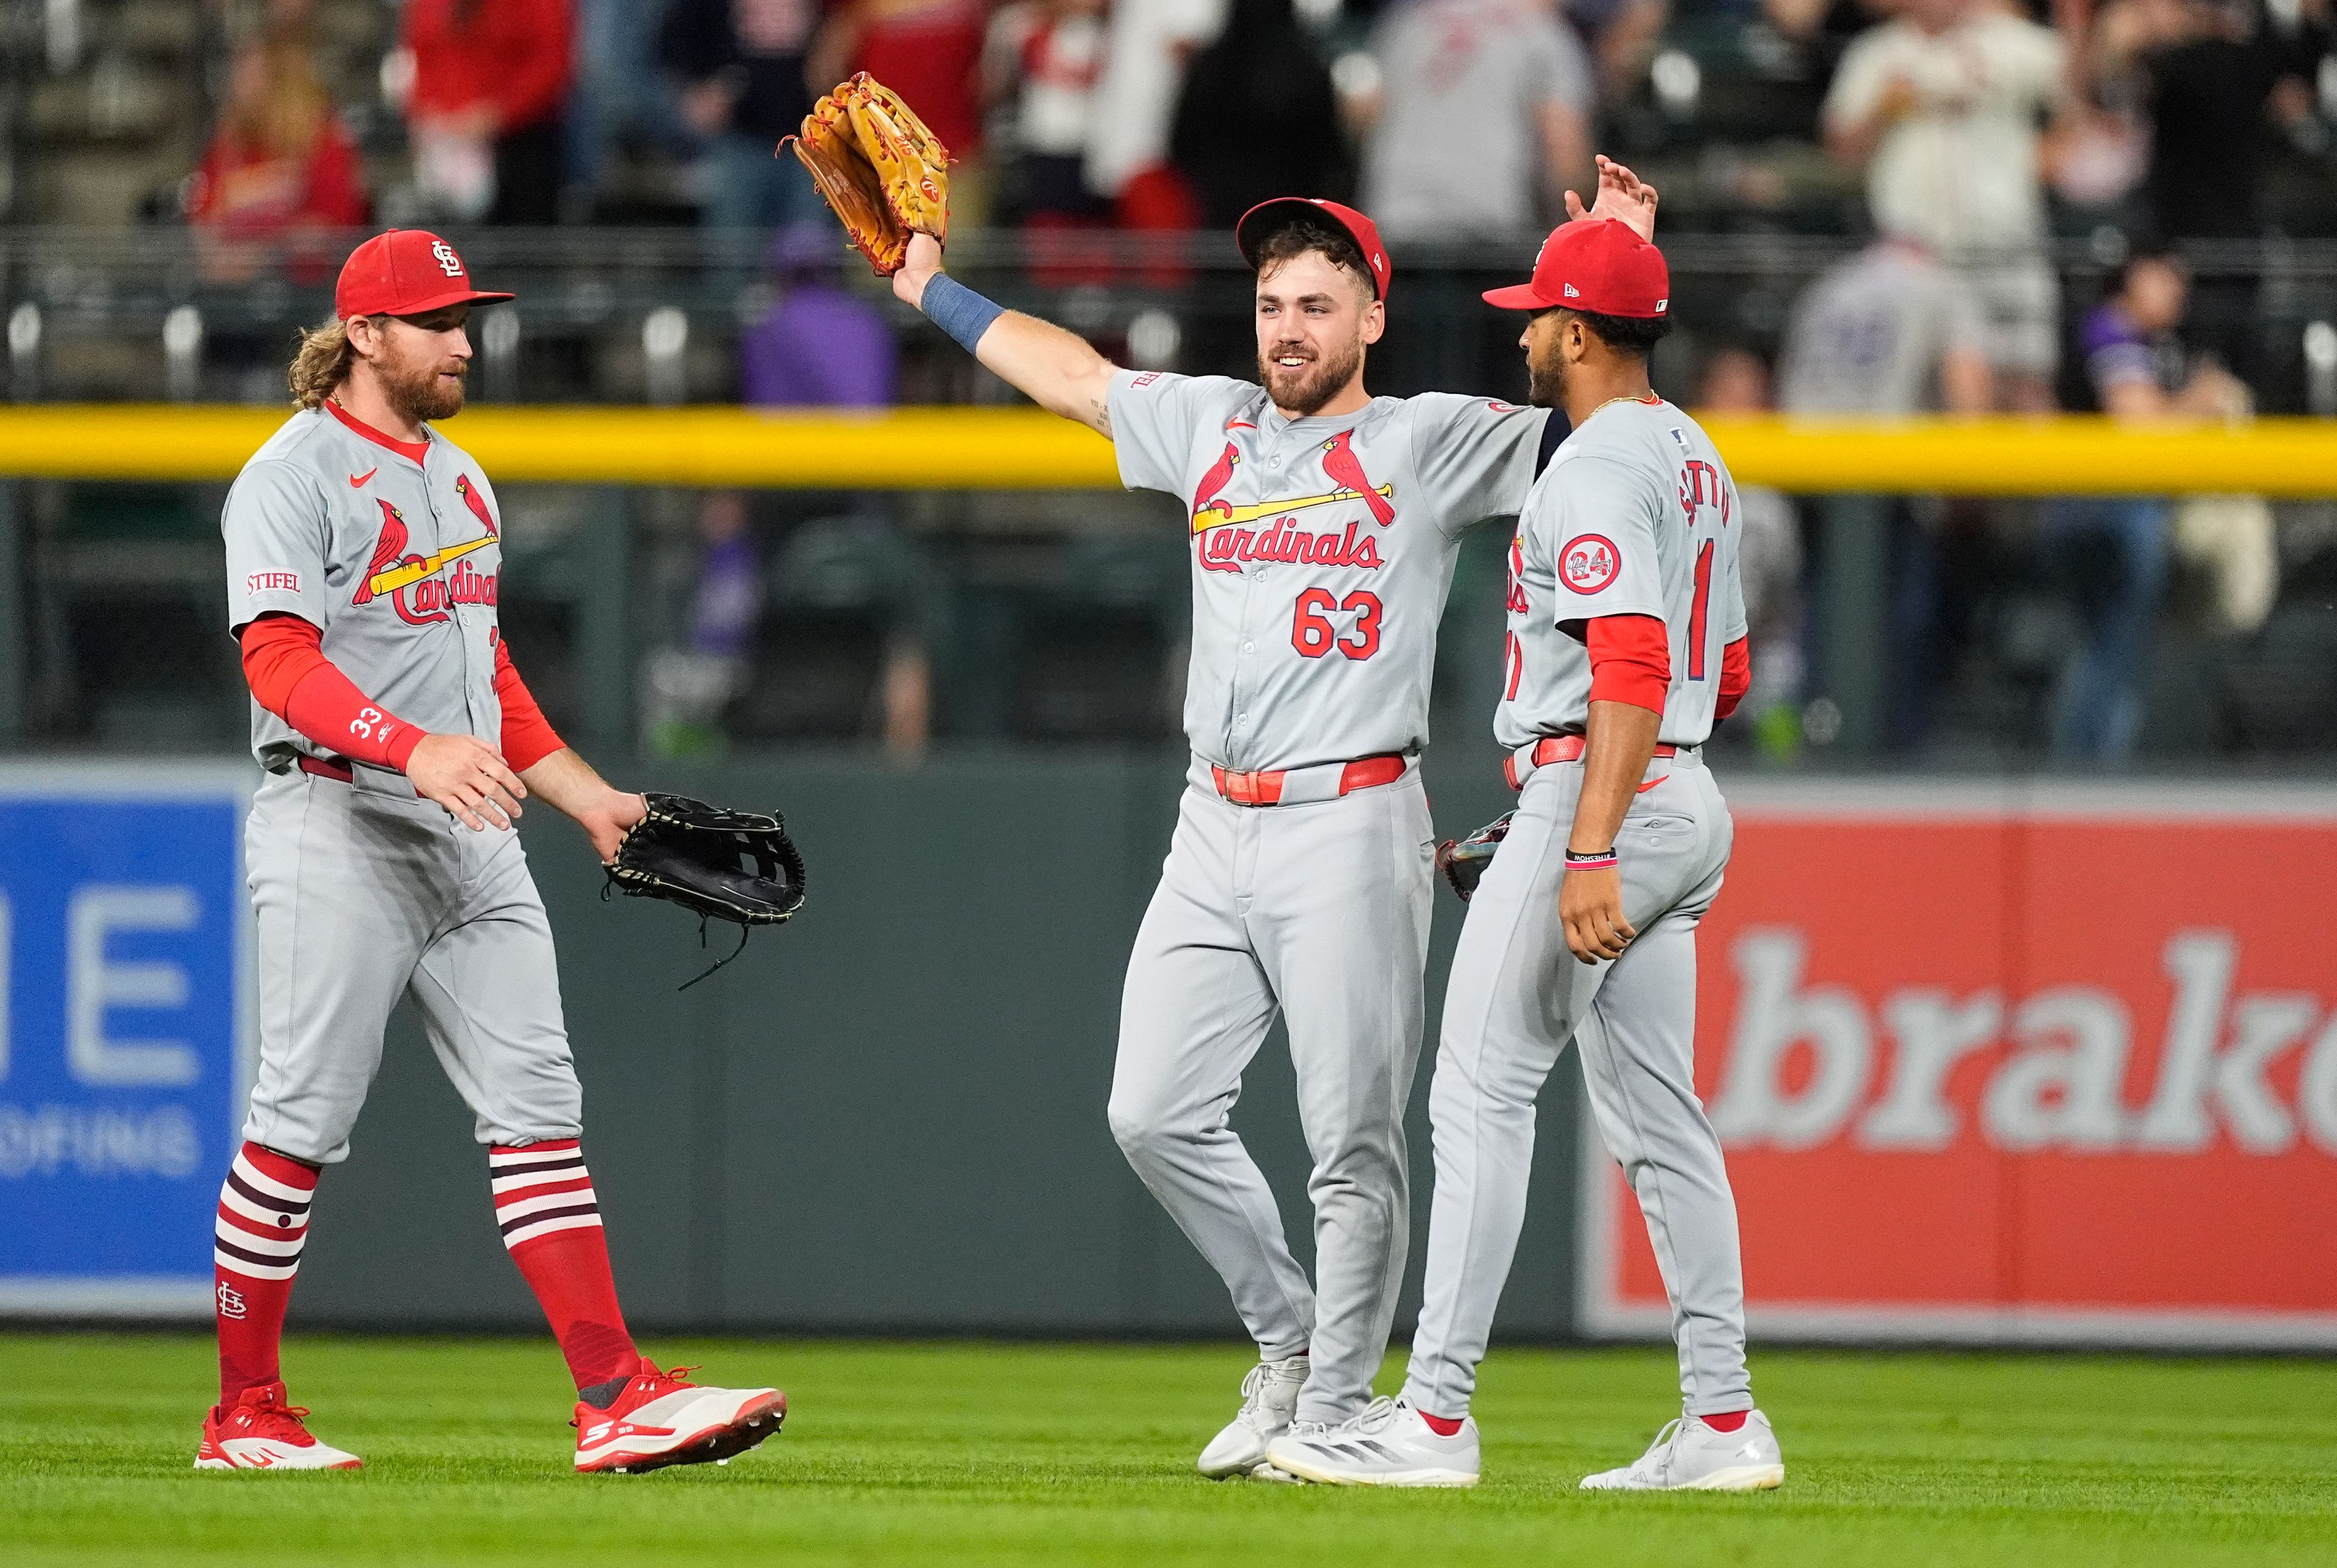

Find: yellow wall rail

[2,405,2335,495]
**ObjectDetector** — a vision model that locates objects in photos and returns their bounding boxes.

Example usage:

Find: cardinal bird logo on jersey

[355,495,500,625]
[1191,442,1242,525]
[1319,431,1396,528]
[351,499,409,606]
[455,474,498,537]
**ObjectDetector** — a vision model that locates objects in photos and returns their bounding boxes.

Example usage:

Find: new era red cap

[1234,198,1392,302]
[335,230,515,320]
[1483,219,1668,318]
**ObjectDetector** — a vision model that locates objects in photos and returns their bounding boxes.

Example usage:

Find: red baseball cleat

[572,1359,786,1474]
[194,1381,363,1471]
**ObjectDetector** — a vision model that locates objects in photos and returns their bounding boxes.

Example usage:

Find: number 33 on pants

[1292,588,1383,660]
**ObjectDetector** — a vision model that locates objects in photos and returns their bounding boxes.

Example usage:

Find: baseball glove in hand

[1436,810,1515,902]
[604,793,806,988]
[783,72,949,275]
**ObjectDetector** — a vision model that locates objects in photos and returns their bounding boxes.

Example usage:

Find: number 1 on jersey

[1687,539,1713,681]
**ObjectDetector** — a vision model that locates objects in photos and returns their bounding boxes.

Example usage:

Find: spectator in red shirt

[813,0,988,160]
[188,36,368,282]
[402,0,575,225]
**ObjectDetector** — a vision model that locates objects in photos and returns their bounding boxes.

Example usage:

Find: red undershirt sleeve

[238,612,424,771]
[1585,613,1671,716]
[493,636,566,773]
[1716,635,1753,719]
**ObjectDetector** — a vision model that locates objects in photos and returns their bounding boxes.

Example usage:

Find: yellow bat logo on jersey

[1191,484,1394,535]
[366,534,495,598]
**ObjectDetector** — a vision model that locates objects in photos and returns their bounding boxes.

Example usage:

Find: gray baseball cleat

[1578,1410,1784,1491]
[1266,1396,1481,1488]
[1196,1354,1310,1479]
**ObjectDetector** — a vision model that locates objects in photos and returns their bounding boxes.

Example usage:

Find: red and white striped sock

[489,1140,638,1392]
[212,1141,318,1407]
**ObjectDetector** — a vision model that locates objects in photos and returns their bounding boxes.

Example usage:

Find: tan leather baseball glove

[782,72,950,276]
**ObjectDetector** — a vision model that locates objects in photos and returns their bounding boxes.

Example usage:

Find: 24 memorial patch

[1560,533,1621,594]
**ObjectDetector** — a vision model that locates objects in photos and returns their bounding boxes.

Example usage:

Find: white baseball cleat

[1265,1396,1481,1488]
[1196,1354,1310,1479]
[573,1359,786,1474]
[194,1381,362,1471]
[1578,1410,1784,1491]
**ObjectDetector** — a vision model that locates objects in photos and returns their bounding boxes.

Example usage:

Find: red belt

[298,754,354,783]
[1503,735,1676,790]
[1211,753,1406,807]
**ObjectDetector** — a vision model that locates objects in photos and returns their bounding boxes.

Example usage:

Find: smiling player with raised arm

[872,161,1657,1476]
[1266,218,1780,1491]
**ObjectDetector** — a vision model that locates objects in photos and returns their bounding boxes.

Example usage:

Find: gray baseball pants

[1403,750,1752,1418]
[241,765,582,1165]
[1110,762,1434,1425]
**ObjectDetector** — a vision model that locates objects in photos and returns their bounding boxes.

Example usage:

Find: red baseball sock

[1419,1412,1466,1437]
[1700,1409,1750,1432]
[212,1142,320,1406]
[489,1140,638,1391]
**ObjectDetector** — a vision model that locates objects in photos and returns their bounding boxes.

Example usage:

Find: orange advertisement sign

[1579,783,2337,1347]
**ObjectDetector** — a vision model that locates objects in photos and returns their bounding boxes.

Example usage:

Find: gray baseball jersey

[1776,243,1989,416]
[223,405,506,770]
[218,406,576,1168]
[1102,368,1553,1430]
[1109,369,1549,772]
[1498,396,1746,751]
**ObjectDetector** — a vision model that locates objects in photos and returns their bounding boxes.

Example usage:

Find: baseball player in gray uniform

[201,229,782,1476]
[877,167,1658,1475]
[1270,220,1783,1490]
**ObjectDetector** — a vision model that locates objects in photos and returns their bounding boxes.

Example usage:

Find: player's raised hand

[893,232,945,308]
[1559,863,1635,964]
[407,732,527,832]
[1566,156,1659,242]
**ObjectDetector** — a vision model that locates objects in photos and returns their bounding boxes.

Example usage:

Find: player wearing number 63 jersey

[203,230,781,1476]
[1270,219,1781,1491]
[877,162,1659,1472]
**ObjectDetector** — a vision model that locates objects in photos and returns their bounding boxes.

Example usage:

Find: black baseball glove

[1435,810,1514,902]
[604,793,806,987]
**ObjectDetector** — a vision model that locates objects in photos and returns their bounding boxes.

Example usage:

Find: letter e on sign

[68,885,200,1087]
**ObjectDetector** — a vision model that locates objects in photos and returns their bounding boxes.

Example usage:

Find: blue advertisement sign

[0,767,250,1315]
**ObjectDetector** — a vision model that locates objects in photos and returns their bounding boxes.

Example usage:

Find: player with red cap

[1266,218,1782,1490]
[840,160,1660,1474]
[201,232,786,1474]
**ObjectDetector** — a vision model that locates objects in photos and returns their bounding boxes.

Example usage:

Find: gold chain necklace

[1585,392,1655,422]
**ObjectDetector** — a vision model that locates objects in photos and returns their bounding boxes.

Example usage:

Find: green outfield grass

[3,1333,2334,1566]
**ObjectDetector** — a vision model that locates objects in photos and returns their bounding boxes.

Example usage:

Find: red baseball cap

[335,230,515,320]
[1234,198,1392,302]
[1482,220,1668,318]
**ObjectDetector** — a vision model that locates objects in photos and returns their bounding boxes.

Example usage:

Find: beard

[1258,336,1364,416]
[1526,337,1568,409]
[377,346,467,424]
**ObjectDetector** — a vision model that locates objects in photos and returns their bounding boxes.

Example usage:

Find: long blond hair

[287,314,384,409]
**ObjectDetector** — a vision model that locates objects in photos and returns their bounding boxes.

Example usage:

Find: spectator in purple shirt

[740,227,898,407]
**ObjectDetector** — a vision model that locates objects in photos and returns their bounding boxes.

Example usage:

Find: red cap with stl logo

[1234,198,1392,302]
[335,230,515,320]
[1481,219,1668,318]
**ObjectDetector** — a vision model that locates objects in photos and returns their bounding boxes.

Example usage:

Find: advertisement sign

[1581,782,2337,1348]
[0,765,252,1315]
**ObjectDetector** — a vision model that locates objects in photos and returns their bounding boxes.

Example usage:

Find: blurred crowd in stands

[12,0,2337,765]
